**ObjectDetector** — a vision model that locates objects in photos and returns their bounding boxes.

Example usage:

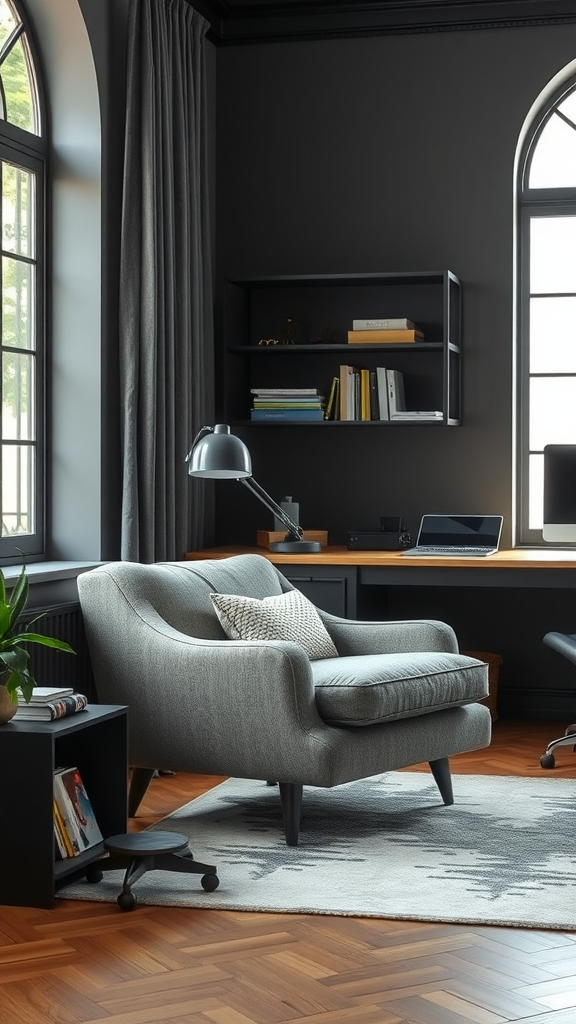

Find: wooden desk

[186,545,576,571]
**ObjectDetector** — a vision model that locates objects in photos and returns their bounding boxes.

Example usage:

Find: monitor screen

[543,444,576,543]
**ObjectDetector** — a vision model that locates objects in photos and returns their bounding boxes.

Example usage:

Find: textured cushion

[311,651,488,725]
[209,588,339,660]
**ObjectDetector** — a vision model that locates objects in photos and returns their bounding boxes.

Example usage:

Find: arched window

[517,79,576,545]
[0,0,45,559]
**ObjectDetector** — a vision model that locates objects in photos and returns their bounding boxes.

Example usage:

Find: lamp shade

[187,424,252,479]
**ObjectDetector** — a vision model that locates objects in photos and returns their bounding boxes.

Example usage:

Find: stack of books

[347,317,424,344]
[250,388,325,421]
[53,765,103,859]
[14,686,88,721]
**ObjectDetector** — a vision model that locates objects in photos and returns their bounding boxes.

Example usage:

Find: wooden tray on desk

[256,530,328,549]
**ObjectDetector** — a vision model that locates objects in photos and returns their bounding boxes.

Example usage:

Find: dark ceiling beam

[193,0,576,45]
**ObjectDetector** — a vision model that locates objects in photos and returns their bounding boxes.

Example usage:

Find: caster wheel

[201,873,219,892]
[117,890,137,911]
[85,868,103,883]
[540,753,555,769]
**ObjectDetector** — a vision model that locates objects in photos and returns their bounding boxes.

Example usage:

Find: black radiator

[24,603,96,701]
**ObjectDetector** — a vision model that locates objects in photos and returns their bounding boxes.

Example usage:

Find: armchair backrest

[78,553,289,641]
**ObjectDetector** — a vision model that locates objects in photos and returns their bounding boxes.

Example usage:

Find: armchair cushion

[311,651,487,726]
[210,588,339,660]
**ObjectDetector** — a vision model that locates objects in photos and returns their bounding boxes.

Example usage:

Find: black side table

[86,830,219,910]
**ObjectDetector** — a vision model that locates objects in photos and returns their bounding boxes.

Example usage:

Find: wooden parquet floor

[2,720,576,1024]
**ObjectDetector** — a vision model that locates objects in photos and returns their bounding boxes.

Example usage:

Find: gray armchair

[77,553,491,845]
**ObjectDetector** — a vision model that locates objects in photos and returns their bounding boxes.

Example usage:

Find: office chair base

[540,725,576,769]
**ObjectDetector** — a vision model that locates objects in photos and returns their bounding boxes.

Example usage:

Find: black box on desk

[347,531,411,551]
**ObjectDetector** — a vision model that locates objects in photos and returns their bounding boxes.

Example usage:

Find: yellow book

[360,368,371,421]
[53,798,74,858]
[347,329,424,343]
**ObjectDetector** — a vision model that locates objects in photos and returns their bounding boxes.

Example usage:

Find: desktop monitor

[543,444,576,543]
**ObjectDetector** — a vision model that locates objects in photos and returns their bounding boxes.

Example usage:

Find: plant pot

[0,683,17,724]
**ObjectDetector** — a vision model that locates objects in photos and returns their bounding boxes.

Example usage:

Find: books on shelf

[352,318,418,331]
[15,693,88,721]
[324,375,340,420]
[250,409,324,421]
[376,367,390,421]
[251,387,325,420]
[250,388,322,396]
[53,765,103,857]
[391,410,443,420]
[386,369,406,416]
[347,329,424,344]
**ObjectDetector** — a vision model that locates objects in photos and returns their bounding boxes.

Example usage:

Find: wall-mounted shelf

[220,270,461,426]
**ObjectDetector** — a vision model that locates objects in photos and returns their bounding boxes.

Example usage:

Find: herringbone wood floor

[2,720,576,1024]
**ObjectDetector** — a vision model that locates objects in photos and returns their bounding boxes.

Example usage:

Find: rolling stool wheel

[86,830,219,911]
[540,753,556,769]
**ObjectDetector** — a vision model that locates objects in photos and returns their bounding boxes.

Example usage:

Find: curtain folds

[119,0,214,562]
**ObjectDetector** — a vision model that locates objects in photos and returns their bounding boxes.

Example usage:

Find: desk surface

[184,545,576,570]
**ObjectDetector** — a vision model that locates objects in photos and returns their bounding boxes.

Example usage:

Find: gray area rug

[58,772,576,929]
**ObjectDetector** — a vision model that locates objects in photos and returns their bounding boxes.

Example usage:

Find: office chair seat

[540,631,576,768]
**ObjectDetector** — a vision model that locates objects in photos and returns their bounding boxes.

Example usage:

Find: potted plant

[0,561,75,723]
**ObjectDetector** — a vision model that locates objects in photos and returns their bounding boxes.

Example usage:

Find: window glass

[2,442,33,538]
[530,216,576,293]
[2,161,32,257]
[0,0,17,49]
[529,377,576,451]
[529,114,576,189]
[529,297,576,374]
[1,35,36,133]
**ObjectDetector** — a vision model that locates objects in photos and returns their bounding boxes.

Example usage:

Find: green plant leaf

[11,631,74,653]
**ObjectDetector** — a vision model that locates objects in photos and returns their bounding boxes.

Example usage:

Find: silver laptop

[402,514,503,557]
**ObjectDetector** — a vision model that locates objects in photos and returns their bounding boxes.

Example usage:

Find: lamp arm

[240,476,303,540]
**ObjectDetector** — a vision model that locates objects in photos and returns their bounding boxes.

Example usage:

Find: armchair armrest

[317,613,459,656]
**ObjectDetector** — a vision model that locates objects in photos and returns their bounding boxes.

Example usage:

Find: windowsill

[1,561,102,585]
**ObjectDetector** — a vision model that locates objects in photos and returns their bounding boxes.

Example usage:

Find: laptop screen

[417,515,503,548]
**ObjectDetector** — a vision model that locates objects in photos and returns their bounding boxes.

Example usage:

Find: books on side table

[14,686,88,721]
[53,765,104,859]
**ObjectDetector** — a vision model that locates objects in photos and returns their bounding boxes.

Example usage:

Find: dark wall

[215,25,576,548]
[214,25,576,716]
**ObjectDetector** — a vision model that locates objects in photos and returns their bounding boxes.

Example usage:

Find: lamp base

[269,540,322,553]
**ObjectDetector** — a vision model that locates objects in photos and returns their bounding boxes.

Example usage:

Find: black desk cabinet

[0,704,128,908]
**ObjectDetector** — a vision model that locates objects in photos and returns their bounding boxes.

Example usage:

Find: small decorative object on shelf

[310,326,337,344]
[0,560,75,724]
[259,313,300,345]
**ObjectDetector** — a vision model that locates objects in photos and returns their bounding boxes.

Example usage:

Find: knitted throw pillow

[209,588,339,661]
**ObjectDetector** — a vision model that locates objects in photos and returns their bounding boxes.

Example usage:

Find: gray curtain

[119,0,214,562]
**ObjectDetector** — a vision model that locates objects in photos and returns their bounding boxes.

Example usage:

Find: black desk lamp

[186,424,321,554]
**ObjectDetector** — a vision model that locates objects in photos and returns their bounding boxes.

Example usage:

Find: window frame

[0,0,47,562]
[516,78,576,547]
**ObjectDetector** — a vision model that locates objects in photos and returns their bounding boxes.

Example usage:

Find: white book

[386,369,406,415]
[18,685,74,704]
[375,367,390,421]
[352,318,417,331]
[391,410,443,420]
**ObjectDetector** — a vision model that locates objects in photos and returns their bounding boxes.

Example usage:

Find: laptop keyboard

[404,545,494,556]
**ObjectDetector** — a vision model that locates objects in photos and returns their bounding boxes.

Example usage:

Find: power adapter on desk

[347,517,412,551]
